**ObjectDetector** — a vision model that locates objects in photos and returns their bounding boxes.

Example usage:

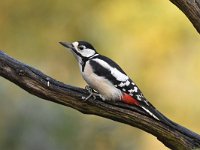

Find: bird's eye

[78,45,85,50]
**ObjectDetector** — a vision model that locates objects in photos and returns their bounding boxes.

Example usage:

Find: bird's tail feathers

[140,104,175,127]
[141,105,159,120]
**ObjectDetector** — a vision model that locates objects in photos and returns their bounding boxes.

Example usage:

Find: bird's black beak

[59,42,74,50]
[59,41,81,58]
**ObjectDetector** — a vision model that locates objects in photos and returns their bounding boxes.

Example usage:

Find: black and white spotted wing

[89,55,151,106]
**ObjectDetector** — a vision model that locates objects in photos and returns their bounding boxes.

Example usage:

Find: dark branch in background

[0,1,199,149]
[0,51,200,150]
[170,0,200,34]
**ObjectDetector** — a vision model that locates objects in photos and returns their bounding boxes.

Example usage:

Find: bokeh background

[0,0,199,149]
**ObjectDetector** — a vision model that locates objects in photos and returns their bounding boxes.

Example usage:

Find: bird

[59,41,169,122]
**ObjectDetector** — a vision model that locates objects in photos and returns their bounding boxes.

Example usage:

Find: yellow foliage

[0,0,199,149]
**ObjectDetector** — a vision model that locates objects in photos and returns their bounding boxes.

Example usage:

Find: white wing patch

[122,88,126,92]
[128,87,138,93]
[136,95,142,100]
[118,82,126,87]
[93,59,128,82]
[125,80,130,86]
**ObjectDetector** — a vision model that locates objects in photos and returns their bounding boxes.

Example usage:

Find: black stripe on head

[77,41,96,50]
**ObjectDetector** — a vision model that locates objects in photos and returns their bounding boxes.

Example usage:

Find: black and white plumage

[59,41,166,121]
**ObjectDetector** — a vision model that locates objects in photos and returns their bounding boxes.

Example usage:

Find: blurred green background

[0,0,199,149]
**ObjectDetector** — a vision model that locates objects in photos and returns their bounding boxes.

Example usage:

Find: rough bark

[170,0,200,34]
[0,51,200,149]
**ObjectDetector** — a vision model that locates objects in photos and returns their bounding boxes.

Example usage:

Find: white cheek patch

[81,48,95,57]
[72,41,95,58]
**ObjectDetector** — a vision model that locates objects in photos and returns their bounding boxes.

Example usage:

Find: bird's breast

[81,61,122,100]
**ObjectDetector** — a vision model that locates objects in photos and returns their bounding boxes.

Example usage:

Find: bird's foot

[83,85,101,101]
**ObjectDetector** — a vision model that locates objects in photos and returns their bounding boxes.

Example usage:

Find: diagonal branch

[170,0,200,34]
[0,50,200,150]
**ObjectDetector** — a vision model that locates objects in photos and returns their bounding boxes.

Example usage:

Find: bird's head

[59,41,98,62]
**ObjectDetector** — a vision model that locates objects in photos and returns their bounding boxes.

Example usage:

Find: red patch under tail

[121,93,139,106]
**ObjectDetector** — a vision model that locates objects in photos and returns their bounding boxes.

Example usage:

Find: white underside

[80,62,122,100]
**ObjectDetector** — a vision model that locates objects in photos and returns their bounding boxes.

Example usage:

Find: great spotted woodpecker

[59,41,165,121]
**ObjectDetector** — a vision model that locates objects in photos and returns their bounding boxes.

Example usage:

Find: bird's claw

[84,85,100,101]
[84,92,96,101]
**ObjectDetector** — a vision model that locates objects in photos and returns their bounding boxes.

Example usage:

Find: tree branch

[170,0,200,34]
[0,51,200,149]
